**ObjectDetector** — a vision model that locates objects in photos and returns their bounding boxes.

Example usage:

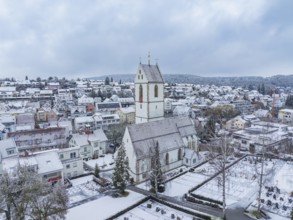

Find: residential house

[58,146,83,179]
[116,107,135,124]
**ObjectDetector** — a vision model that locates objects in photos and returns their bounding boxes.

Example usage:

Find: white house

[278,109,293,123]
[58,146,83,179]
[69,129,108,159]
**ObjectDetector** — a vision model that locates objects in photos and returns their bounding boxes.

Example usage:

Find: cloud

[0,0,292,79]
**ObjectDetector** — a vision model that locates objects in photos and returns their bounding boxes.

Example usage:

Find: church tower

[135,59,164,124]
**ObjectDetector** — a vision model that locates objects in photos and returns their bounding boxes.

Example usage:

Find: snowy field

[249,161,293,218]
[66,191,145,220]
[163,162,218,197]
[84,154,115,171]
[67,175,101,205]
[115,199,198,220]
[192,157,283,207]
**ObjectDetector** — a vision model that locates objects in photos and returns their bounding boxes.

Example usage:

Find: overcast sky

[0,0,293,79]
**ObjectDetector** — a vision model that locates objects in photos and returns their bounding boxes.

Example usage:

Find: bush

[190,193,223,205]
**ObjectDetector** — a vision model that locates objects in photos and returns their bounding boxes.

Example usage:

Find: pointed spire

[139,56,141,64]
[148,51,150,65]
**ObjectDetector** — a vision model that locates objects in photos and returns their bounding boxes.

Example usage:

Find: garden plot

[192,157,283,207]
[115,199,198,220]
[162,160,224,197]
[249,161,293,218]
[67,175,101,205]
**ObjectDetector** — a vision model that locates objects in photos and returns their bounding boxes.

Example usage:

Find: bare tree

[207,135,234,218]
[255,136,276,213]
[0,166,68,220]
[106,123,127,147]
[29,183,68,220]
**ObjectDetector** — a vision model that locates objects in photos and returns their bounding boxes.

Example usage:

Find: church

[121,60,198,183]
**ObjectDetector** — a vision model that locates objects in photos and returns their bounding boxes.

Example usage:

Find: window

[70,152,76,158]
[139,70,141,74]
[178,148,182,161]
[66,164,70,169]
[138,75,140,80]
[139,85,143,103]
[154,84,158,97]
[140,104,142,109]
[6,149,15,155]
[60,154,64,159]
[193,158,197,164]
[73,162,77,167]
[165,153,169,165]
[84,147,87,152]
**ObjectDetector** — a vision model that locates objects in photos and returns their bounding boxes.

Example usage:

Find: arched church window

[154,84,158,97]
[178,148,182,161]
[165,153,169,165]
[139,84,143,103]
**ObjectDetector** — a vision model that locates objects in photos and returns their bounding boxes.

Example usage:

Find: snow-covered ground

[162,160,224,197]
[84,154,115,171]
[192,157,283,207]
[273,162,293,193]
[249,161,293,218]
[67,175,101,205]
[66,191,145,220]
[116,199,198,220]
[137,160,221,197]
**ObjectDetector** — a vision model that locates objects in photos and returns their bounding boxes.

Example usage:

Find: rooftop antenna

[139,56,141,64]
[148,51,150,65]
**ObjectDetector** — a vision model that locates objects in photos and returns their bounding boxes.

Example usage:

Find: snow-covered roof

[139,64,164,83]
[75,116,94,123]
[119,107,135,114]
[33,151,63,174]
[127,116,196,159]
[0,139,18,159]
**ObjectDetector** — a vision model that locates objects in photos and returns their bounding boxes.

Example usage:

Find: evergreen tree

[261,83,265,95]
[105,77,110,85]
[149,141,163,195]
[97,89,103,98]
[248,84,253,91]
[257,84,261,93]
[285,95,293,107]
[94,164,100,178]
[112,145,129,193]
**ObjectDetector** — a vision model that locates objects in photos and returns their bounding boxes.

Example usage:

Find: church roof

[127,116,196,159]
[140,64,164,83]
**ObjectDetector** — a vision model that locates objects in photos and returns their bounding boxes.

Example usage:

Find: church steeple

[134,57,164,124]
